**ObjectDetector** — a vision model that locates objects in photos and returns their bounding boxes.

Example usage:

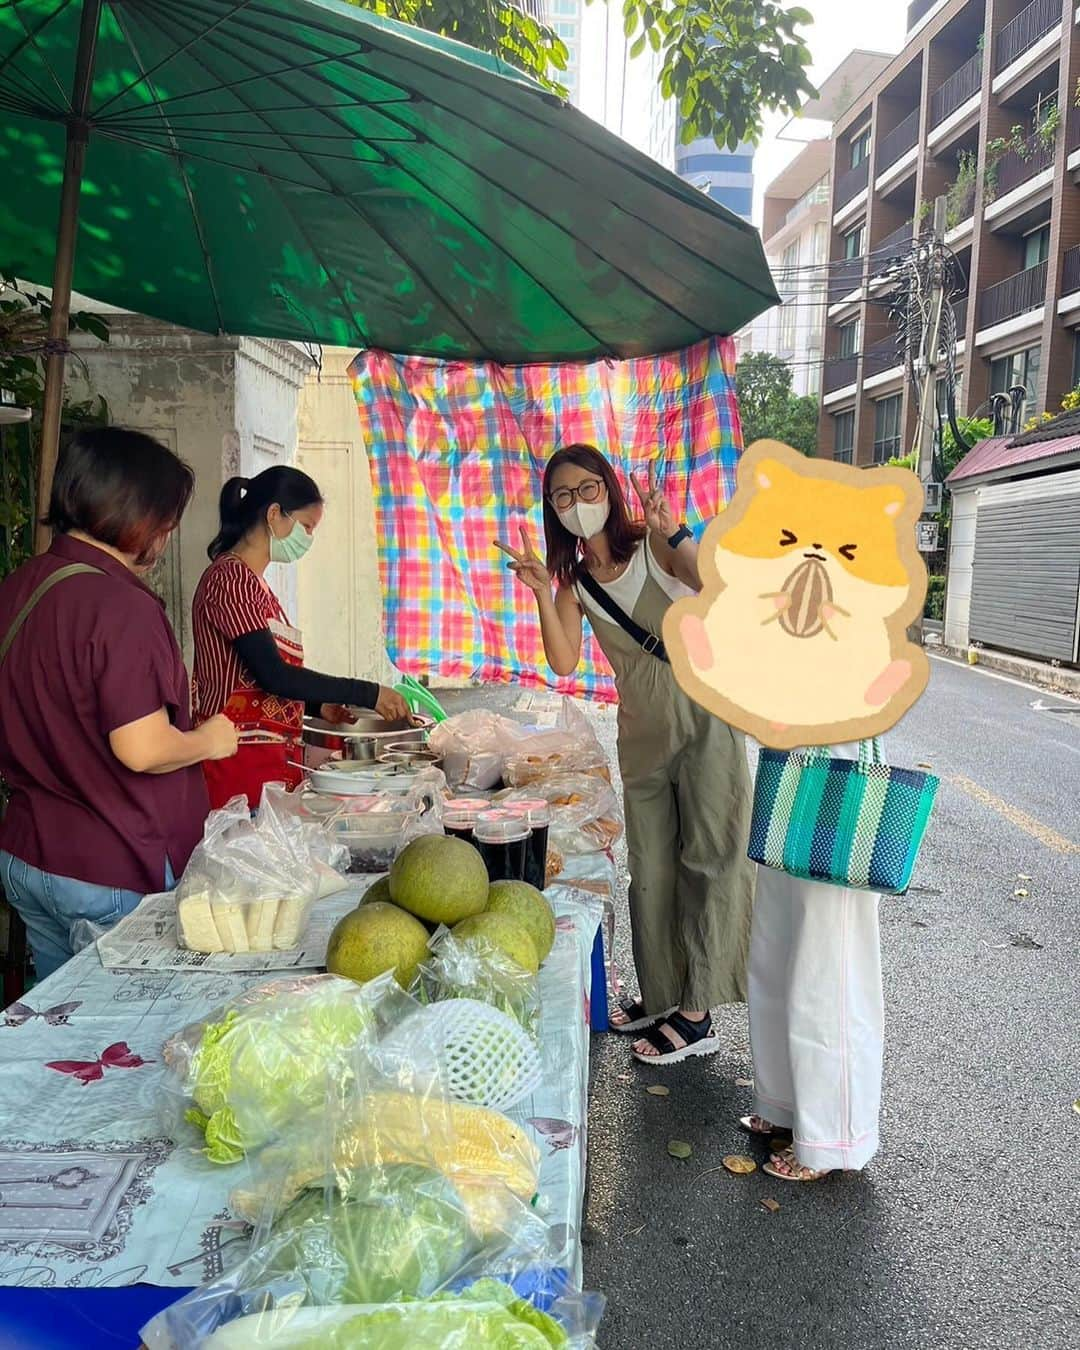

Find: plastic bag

[160,973,415,1165]
[502,701,611,788]
[175,784,349,953]
[419,931,542,1043]
[142,1016,604,1350]
[428,711,527,790]
[301,783,443,875]
[497,774,623,855]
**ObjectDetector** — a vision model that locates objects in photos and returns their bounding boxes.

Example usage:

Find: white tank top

[575,539,693,627]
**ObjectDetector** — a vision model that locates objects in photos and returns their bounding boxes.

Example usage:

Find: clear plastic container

[503,800,551,891]
[472,810,531,884]
[443,798,485,846]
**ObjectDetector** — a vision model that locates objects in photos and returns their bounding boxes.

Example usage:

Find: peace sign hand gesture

[494,526,551,596]
[630,460,676,537]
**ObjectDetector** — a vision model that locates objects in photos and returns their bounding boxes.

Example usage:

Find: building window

[838,318,861,359]
[780,301,797,352]
[873,395,902,463]
[1072,333,1080,390]
[833,409,855,463]
[850,126,871,169]
[989,346,1041,414]
[813,221,828,265]
[1022,224,1050,270]
[842,224,865,259]
[782,240,799,272]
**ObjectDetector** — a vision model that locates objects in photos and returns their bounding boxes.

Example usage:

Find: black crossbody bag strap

[576,567,669,663]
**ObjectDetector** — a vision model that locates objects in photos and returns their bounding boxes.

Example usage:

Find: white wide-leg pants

[748,863,884,1172]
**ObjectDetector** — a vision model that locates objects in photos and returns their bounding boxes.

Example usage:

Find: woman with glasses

[497,444,753,1064]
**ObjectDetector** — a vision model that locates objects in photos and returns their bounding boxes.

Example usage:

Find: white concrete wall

[64,316,309,659]
[944,487,977,649]
[296,348,395,687]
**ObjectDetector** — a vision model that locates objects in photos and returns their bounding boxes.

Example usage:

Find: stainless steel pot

[302,711,431,764]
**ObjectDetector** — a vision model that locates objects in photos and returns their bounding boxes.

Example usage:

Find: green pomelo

[485,881,556,964]
[360,875,393,906]
[326,901,430,988]
[451,911,539,975]
[389,835,489,926]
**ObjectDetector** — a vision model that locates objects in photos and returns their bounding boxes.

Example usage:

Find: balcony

[827,256,865,306]
[1070,105,1080,152]
[977,259,1047,330]
[907,0,938,30]
[834,158,869,211]
[784,178,830,229]
[823,354,859,394]
[994,0,1060,75]
[870,222,913,277]
[1063,247,1080,296]
[876,110,920,175]
[930,53,982,129]
[863,334,905,376]
[952,295,968,334]
[992,128,1055,200]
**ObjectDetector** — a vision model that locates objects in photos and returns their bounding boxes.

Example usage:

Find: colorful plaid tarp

[350,337,742,699]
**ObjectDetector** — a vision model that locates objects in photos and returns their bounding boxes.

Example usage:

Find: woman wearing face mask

[192,467,408,810]
[497,445,754,1065]
[0,427,237,979]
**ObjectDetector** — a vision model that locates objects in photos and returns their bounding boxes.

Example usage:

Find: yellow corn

[231,1090,540,1230]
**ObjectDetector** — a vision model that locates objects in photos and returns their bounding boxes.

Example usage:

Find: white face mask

[557,499,610,540]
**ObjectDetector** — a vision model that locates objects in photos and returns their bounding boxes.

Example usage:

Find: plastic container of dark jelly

[505,799,551,891]
[443,798,484,845]
[472,810,531,884]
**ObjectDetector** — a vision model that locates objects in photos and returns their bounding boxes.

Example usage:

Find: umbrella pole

[34,0,104,555]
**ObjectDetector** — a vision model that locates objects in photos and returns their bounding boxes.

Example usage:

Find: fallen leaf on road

[1073,1100,1080,1115]
[917,762,933,770]
[722,1155,757,1175]
[646,1085,670,1097]
[1009,932,1042,949]
[760,1198,780,1214]
[667,1140,692,1160]
[1013,888,1029,899]
[1017,874,1032,881]
[735,1077,754,1089]
[911,920,929,928]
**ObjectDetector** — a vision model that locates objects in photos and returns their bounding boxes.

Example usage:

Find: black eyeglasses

[548,479,605,512]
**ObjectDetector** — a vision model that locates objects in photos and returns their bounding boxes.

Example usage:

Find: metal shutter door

[969,493,1080,661]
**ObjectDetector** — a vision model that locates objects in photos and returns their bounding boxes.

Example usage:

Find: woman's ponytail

[207,467,322,560]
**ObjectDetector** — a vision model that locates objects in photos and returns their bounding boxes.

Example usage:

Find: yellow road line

[947,774,1080,855]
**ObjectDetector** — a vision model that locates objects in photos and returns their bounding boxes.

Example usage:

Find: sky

[751,0,910,223]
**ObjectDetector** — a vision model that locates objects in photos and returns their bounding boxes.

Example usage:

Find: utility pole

[911,195,947,646]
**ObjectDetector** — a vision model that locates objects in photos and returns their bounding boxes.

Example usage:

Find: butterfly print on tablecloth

[45,1042,151,1084]
[4,1001,82,1029]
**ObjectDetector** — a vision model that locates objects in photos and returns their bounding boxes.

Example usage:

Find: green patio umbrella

[0,0,778,546]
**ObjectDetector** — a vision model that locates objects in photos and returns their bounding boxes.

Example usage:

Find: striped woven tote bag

[747,739,939,895]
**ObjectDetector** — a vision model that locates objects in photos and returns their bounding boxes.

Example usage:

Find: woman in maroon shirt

[0,428,237,979]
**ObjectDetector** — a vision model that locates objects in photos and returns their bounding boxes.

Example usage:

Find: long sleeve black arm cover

[231,628,379,712]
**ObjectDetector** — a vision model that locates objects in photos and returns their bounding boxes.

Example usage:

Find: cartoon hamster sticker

[663,440,930,750]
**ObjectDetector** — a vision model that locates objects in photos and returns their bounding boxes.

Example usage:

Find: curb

[931,643,1080,698]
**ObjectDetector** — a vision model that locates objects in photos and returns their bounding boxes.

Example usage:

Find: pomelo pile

[326,835,555,989]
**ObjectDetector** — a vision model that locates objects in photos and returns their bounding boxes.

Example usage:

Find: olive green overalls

[579,545,754,1012]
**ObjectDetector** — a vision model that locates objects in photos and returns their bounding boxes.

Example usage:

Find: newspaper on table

[96,890,361,974]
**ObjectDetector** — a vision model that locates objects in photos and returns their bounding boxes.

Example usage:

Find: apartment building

[819,0,1080,466]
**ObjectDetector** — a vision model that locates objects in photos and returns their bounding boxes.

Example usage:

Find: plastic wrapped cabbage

[163,975,406,1164]
[266,1166,477,1306]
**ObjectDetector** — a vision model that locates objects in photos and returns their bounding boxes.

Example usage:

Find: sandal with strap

[609,999,676,1034]
[762,1145,833,1183]
[631,1011,719,1065]
[739,1115,793,1141]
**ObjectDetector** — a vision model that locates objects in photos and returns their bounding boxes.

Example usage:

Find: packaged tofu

[174,786,349,955]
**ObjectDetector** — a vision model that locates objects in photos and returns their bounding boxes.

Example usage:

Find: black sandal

[609,999,675,1034]
[631,1011,720,1065]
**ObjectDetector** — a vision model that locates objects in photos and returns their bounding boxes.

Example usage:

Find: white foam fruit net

[383,1000,542,1113]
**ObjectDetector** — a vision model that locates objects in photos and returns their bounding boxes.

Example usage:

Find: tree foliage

[736,351,819,456]
[347,0,817,150]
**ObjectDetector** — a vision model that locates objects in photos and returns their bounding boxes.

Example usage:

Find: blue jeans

[0,852,175,982]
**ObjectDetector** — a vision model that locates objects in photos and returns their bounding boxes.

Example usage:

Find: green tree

[736,351,818,455]
[348,0,816,150]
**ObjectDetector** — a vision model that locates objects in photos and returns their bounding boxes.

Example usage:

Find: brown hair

[44,426,194,566]
[542,444,645,587]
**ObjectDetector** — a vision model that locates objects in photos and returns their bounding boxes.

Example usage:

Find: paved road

[443,658,1080,1350]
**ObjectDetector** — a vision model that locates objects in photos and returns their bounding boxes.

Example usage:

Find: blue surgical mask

[269,517,314,565]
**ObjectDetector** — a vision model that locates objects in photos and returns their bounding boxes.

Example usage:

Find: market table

[0,872,606,1349]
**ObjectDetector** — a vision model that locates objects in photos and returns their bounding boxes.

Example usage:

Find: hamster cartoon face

[663,440,930,749]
